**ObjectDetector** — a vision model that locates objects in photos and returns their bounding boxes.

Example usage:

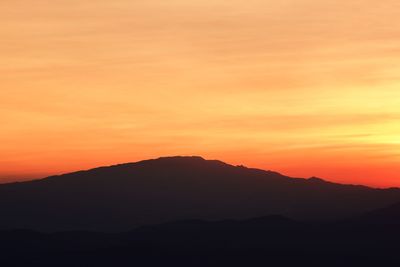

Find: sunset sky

[2,0,400,187]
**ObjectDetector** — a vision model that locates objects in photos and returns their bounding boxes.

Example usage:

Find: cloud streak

[1,0,400,186]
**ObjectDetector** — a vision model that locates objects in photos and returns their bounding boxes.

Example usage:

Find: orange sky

[1,0,400,187]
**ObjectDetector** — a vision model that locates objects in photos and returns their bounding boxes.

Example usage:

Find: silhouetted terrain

[2,156,400,266]
[1,215,400,266]
[359,200,400,224]
[0,156,400,231]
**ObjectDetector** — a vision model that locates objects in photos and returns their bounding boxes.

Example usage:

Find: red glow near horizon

[1,0,400,188]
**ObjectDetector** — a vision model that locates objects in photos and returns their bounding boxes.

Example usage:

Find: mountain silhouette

[0,156,399,231]
[358,200,400,224]
[1,215,400,266]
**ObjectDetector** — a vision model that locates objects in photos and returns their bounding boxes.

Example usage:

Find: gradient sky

[2,0,400,187]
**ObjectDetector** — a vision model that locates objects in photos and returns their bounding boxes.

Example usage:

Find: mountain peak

[308,176,326,183]
[1,156,400,231]
[157,156,206,161]
[134,155,229,167]
[135,155,227,166]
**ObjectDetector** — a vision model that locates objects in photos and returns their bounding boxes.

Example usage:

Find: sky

[1,0,400,187]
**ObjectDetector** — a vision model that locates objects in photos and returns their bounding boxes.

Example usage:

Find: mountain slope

[0,156,399,231]
[1,216,400,266]
[359,201,400,224]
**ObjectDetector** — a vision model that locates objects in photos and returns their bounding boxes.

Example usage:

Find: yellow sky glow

[1,0,400,187]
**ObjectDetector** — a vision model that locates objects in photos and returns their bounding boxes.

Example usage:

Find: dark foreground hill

[359,200,400,224]
[0,216,400,267]
[0,156,399,231]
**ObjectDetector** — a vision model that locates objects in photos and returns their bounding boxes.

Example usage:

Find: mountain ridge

[1,213,400,266]
[7,156,392,190]
[0,156,400,231]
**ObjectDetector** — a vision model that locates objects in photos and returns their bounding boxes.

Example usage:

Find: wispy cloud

[1,0,400,186]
